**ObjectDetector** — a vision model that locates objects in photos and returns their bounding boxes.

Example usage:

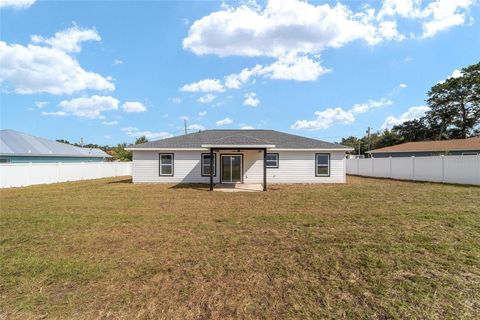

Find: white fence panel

[372,158,390,178]
[347,155,480,185]
[0,162,133,188]
[444,155,479,185]
[358,159,373,176]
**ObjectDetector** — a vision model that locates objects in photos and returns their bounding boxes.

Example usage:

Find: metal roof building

[0,129,111,163]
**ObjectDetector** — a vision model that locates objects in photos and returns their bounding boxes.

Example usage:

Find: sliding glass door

[221,155,242,183]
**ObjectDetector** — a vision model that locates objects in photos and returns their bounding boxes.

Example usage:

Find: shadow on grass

[169,183,210,191]
[108,178,133,184]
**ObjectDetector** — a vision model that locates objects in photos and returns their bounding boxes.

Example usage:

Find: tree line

[56,136,149,161]
[341,61,480,155]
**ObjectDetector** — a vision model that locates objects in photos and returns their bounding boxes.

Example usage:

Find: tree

[135,136,148,144]
[111,143,132,161]
[392,118,432,142]
[426,62,480,139]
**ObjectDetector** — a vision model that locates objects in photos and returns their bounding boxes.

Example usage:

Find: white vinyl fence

[347,155,480,185]
[0,162,132,188]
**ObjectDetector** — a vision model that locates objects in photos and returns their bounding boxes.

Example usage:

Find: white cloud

[350,98,392,114]
[122,126,173,140]
[382,105,430,129]
[35,101,48,109]
[260,54,329,81]
[399,83,407,88]
[0,33,114,95]
[291,107,355,130]
[180,78,224,92]
[183,0,391,58]
[224,65,263,89]
[41,111,67,116]
[122,101,147,113]
[198,111,207,116]
[188,124,206,131]
[57,95,119,119]
[421,0,474,38]
[216,117,233,126]
[179,115,189,121]
[450,69,463,78]
[378,0,475,38]
[240,125,255,129]
[31,25,100,53]
[104,135,111,139]
[197,94,216,103]
[169,97,182,104]
[243,92,260,107]
[0,0,35,9]
[292,97,392,130]
[102,120,118,126]
[114,59,123,65]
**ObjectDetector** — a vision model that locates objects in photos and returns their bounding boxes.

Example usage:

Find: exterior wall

[132,150,346,184]
[0,156,107,163]
[371,150,480,158]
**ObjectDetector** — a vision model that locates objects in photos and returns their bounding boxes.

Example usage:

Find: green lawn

[1,176,479,319]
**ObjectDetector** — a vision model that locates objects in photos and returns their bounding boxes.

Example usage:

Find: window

[266,153,279,168]
[201,153,216,176]
[159,153,174,176]
[0,158,9,163]
[315,153,330,177]
[462,152,478,155]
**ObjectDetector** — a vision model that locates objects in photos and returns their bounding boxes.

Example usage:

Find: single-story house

[367,136,480,158]
[126,129,353,190]
[0,129,111,163]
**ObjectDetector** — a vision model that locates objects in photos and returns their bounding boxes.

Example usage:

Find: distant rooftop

[128,129,352,150]
[368,136,480,153]
[0,129,111,158]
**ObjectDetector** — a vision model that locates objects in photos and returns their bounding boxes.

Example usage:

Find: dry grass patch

[1,176,479,319]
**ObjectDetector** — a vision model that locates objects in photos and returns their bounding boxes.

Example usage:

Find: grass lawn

[1,176,479,319]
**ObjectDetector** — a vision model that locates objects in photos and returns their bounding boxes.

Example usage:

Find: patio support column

[210,148,214,191]
[263,148,267,191]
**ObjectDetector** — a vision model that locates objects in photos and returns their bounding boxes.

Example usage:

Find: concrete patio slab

[214,183,263,192]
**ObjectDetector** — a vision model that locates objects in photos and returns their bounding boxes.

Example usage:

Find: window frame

[315,153,330,177]
[265,153,279,168]
[201,153,217,177]
[159,153,174,176]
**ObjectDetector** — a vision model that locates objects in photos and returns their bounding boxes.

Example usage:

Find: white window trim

[159,153,174,176]
[315,153,330,177]
[265,153,279,168]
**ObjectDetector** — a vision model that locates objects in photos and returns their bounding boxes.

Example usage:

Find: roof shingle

[128,129,350,150]
[368,136,480,153]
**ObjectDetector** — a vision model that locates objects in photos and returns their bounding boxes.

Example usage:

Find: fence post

[441,155,445,183]
[371,157,374,176]
[389,156,392,179]
[57,162,61,182]
[28,162,32,186]
[411,156,415,180]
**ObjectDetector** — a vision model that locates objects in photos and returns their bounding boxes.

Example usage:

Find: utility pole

[80,137,84,148]
[358,140,361,156]
[366,127,371,158]
[184,119,187,135]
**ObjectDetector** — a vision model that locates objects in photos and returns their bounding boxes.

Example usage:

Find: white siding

[132,150,346,184]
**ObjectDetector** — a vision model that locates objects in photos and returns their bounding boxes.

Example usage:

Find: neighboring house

[367,136,480,158]
[0,129,111,163]
[126,129,353,190]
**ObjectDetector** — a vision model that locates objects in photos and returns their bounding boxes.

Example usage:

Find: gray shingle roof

[128,129,350,150]
[0,129,111,158]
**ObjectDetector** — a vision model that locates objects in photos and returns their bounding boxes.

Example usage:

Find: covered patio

[202,136,276,191]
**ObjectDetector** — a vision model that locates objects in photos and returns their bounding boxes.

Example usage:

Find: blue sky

[1,0,479,145]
